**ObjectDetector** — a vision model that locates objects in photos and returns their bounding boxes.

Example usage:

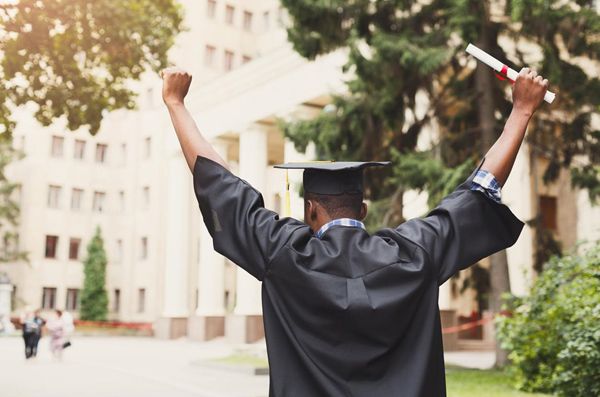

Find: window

[93,191,106,212]
[205,45,216,68]
[48,185,61,208]
[243,11,253,31]
[225,5,234,24]
[263,11,270,31]
[45,235,58,259]
[142,187,150,209]
[71,188,84,210]
[95,143,108,163]
[12,184,22,205]
[51,136,64,157]
[115,240,123,263]
[138,288,146,313]
[42,287,57,309]
[66,289,80,311]
[540,195,558,231]
[114,289,121,312]
[224,50,234,71]
[242,55,252,64]
[119,191,125,213]
[207,0,216,18]
[74,140,86,160]
[121,143,127,166]
[69,238,81,260]
[144,137,151,159]
[140,237,148,259]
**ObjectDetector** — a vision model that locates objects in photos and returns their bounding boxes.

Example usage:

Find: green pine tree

[280,0,600,366]
[80,226,109,321]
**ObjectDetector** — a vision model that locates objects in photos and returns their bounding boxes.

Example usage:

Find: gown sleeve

[193,155,305,281]
[395,159,524,285]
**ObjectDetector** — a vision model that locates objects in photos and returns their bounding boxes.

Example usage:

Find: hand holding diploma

[466,43,555,104]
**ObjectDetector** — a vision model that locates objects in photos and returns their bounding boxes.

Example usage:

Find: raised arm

[161,67,229,172]
[481,68,548,186]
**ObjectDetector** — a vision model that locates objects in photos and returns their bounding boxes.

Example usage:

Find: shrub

[496,242,600,396]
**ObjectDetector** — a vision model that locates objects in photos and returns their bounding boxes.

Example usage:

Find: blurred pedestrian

[46,309,64,361]
[31,310,45,359]
[19,308,36,359]
[61,310,74,349]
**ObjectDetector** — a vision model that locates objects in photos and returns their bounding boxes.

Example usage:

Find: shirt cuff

[471,169,502,203]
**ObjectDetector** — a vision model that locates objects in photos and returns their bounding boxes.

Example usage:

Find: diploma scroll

[466,43,555,104]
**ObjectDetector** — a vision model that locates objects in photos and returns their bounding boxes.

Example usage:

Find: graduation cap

[274,161,391,217]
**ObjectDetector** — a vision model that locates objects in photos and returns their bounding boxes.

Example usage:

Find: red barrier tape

[441,311,512,335]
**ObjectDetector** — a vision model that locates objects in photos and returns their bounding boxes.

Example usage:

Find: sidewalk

[0,336,494,397]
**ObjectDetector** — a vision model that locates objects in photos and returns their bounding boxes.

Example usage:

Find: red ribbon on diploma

[494,64,514,84]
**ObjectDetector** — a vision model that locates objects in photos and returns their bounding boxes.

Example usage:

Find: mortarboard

[274,161,391,217]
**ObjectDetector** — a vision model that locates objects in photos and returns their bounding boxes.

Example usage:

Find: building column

[155,154,190,339]
[226,127,267,344]
[283,140,315,219]
[188,141,228,341]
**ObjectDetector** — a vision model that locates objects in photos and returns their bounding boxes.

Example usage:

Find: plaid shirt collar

[316,218,366,239]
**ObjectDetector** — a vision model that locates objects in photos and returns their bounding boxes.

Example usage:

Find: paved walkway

[0,336,494,397]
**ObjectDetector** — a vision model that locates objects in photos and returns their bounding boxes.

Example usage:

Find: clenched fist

[162,67,192,106]
[512,68,548,116]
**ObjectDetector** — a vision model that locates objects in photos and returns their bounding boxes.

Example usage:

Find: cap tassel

[285,169,291,218]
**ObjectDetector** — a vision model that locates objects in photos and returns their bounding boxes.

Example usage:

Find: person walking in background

[19,308,37,360]
[60,310,74,349]
[31,310,45,359]
[46,309,64,361]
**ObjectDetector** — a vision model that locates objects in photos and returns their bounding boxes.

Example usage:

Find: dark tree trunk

[474,10,512,368]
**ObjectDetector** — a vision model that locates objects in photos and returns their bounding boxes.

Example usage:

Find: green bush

[496,243,600,396]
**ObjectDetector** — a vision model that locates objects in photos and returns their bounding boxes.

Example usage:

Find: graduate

[162,67,548,396]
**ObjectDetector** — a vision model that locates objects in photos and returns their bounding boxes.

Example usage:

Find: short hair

[305,192,363,220]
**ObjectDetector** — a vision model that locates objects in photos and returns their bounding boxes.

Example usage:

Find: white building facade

[3,0,600,343]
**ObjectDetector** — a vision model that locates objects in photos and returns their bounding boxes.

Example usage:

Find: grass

[446,368,549,397]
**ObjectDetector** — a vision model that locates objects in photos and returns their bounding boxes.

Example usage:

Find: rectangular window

[95,143,108,163]
[142,187,150,209]
[263,11,270,31]
[45,235,58,259]
[115,239,123,263]
[121,143,127,166]
[140,237,148,260]
[224,50,234,71]
[42,287,57,309]
[93,191,106,212]
[48,185,61,208]
[114,289,121,312]
[71,188,84,210]
[207,0,216,18]
[66,288,80,311]
[205,45,216,68]
[145,137,151,159]
[540,195,558,231]
[138,288,146,313]
[242,55,252,64]
[225,5,235,24]
[74,140,86,160]
[243,11,253,31]
[51,136,64,157]
[119,191,125,213]
[69,238,81,260]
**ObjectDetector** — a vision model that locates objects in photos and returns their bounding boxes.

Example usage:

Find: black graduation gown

[193,156,523,397]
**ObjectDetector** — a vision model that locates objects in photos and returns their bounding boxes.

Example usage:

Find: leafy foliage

[0,138,27,263]
[496,243,600,395]
[80,226,108,321]
[280,0,600,224]
[0,0,184,135]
